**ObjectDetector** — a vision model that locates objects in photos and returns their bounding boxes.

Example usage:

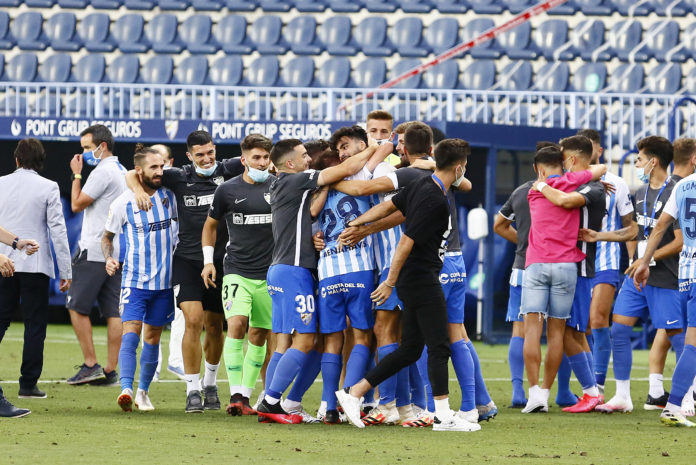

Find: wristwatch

[12,237,19,249]
[71,173,82,181]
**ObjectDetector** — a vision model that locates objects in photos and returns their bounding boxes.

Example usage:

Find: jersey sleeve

[391,186,408,214]
[222,157,244,179]
[209,184,227,220]
[576,182,605,207]
[162,166,184,188]
[499,194,515,221]
[293,170,320,191]
[104,196,126,234]
[615,178,634,217]
[81,167,107,200]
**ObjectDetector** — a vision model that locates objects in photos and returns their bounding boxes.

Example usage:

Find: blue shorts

[267,264,317,334]
[591,269,621,289]
[318,270,375,334]
[521,262,577,319]
[506,269,524,323]
[614,275,682,329]
[567,276,592,332]
[375,268,403,311]
[440,252,467,324]
[678,280,696,327]
[119,288,175,327]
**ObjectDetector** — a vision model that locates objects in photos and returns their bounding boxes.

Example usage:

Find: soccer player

[200,134,274,416]
[103,146,178,412]
[126,130,243,412]
[336,139,480,432]
[257,138,378,424]
[366,110,400,166]
[595,136,683,413]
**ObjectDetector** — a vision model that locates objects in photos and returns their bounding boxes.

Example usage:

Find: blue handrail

[668,96,696,142]
[617,148,637,177]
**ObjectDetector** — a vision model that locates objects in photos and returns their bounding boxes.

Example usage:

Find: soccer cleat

[402,410,435,428]
[335,388,365,429]
[203,385,221,410]
[521,397,548,414]
[118,388,133,412]
[285,404,320,423]
[477,401,498,421]
[361,402,377,418]
[185,390,205,413]
[227,393,257,416]
[644,392,669,411]
[167,364,186,381]
[257,399,302,424]
[323,409,342,424]
[67,363,106,385]
[362,403,400,426]
[0,397,30,418]
[682,389,695,417]
[595,395,633,413]
[252,390,265,411]
[135,389,154,411]
[18,386,47,399]
[660,408,696,427]
[433,412,481,432]
[91,369,119,387]
[561,394,601,413]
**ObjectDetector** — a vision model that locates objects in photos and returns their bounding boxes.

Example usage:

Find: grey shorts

[521,262,577,320]
[65,250,121,319]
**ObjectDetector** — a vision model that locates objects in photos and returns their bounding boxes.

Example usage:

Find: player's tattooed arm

[579,214,638,243]
[101,230,120,276]
[338,211,405,249]
[333,177,395,196]
[348,200,398,228]
[536,184,586,209]
[371,234,414,305]
[125,170,153,211]
[493,213,517,244]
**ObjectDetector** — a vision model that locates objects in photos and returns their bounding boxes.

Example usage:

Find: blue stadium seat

[0,12,15,50]
[213,15,252,54]
[146,14,183,53]
[546,0,577,14]
[630,21,679,62]
[423,60,458,89]
[208,55,243,86]
[159,0,190,9]
[682,67,696,94]
[280,56,314,87]
[611,0,651,16]
[193,0,224,9]
[496,61,532,91]
[0,55,3,78]
[562,19,604,61]
[259,0,292,12]
[366,0,397,12]
[73,54,106,82]
[0,0,20,6]
[653,0,688,16]
[125,0,156,9]
[181,15,218,54]
[574,0,613,15]
[397,0,434,13]
[668,23,696,62]
[113,14,148,53]
[249,16,287,55]
[107,55,140,83]
[434,0,467,13]
[134,94,164,118]
[285,16,322,55]
[12,12,48,51]
[92,0,123,8]
[354,17,393,56]
[316,57,351,88]
[469,0,504,13]
[276,100,311,120]
[225,0,254,10]
[65,93,94,117]
[141,56,174,84]
[78,13,115,52]
[46,13,80,52]
[353,58,386,88]
[33,93,62,116]
[593,20,642,61]
[244,99,274,120]
[172,96,202,119]
[4,53,38,81]
[534,20,569,60]
[175,56,208,85]
[318,17,356,56]
[389,102,420,120]
[572,63,607,92]
[328,0,363,12]
[532,62,569,92]
[389,58,421,88]
[26,0,56,8]
[244,56,279,86]
[460,60,495,90]
[58,0,88,7]
[0,95,28,115]
[502,0,534,13]
[38,53,71,82]
[390,17,429,57]
[498,21,536,60]
[462,18,498,59]
[102,91,131,117]
[212,96,238,119]
[295,0,328,12]
[423,17,459,55]
[606,63,644,93]
[573,104,606,130]
[645,63,681,94]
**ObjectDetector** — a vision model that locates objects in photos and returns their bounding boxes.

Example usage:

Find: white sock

[434,398,453,421]
[616,379,631,399]
[265,394,280,405]
[318,400,327,416]
[241,387,253,398]
[230,385,242,396]
[203,361,219,388]
[648,373,664,398]
[583,386,599,397]
[528,385,541,399]
[184,374,200,395]
[283,398,301,410]
[665,401,681,413]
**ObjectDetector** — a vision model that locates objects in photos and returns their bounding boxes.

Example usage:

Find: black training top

[499,180,534,270]
[576,180,606,278]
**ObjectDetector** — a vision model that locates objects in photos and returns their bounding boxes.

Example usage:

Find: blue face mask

[636,164,653,183]
[82,146,103,167]
[195,161,218,177]
[247,166,270,183]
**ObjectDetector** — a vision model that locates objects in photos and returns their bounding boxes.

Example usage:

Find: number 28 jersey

[318,167,375,280]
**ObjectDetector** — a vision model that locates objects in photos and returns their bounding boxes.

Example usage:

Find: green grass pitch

[1,323,693,464]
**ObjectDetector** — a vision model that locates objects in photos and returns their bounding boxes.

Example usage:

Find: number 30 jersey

[318,167,375,280]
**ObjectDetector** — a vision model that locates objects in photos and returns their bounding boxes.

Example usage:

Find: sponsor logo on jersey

[439,271,465,285]
[183,194,214,207]
[267,284,284,294]
[233,213,273,225]
[321,282,366,297]
[133,219,172,233]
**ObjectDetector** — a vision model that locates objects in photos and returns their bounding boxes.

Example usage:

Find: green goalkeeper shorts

[221,274,272,330]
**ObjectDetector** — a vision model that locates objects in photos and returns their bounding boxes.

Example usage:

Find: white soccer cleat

[117,388,133,412]
[362,402,400,426]
[455,408,479,424]
[595,395,633,413]
[433,411,481,432]
[661,406,696,427]
[402,410,435,427]
[252,390,265,411]
[682,388,695,417]
[135,388,154,411]
[283,404,320,424]
[335,388,365,428]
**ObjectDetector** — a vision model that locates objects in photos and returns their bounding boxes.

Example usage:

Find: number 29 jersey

[318,167,375,280]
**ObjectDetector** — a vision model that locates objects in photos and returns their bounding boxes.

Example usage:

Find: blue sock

[287,349,321,403]
[395,366,411,407]
[668,344,696,406]
[465,340,492,406]
[592,327,611,386]
[265,351,283,394]
[586,333,594,354]
[267,349,307,400]
[584,351,595,386]
[416,348,435,411]
[556,355,575,403]
[364,353,376,404]
[376,343,399,404]
[568,352,595,390]
[320,352,342,411]
[408,363,426,409]
[138,342,159,392]
[611,322,633,381]
[344,344,370,388]
[451,339,476,411]
[508,336,525,402]
[119,332,140,391]
[669,332,685,362]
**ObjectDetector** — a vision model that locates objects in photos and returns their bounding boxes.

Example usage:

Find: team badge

[264,193,271,204]
[300,312,313,325]
[164,120,178,140]
[655,201,663,212]
[162,197,169,208]
[213,176,224,186]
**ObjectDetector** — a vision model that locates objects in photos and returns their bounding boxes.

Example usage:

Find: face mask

[195,161,218,177]
[163,165,171,170]
[82,146,103,167]
[636,163,653,183]
[452,165,466,187]
[374,139,390,146]
[248,166,270,183]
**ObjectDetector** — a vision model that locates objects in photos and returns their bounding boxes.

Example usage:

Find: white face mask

[194,160,217,177]
[247,166,270,183]
[452,164,466,187]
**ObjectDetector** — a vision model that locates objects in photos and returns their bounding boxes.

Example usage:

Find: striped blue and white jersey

[105,188,178,290]
[664,173,696,280]
[318,167,375,280]
[595,171,633,271]
[371,162,403,273]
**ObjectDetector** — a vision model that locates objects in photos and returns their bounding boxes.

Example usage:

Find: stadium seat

[388,58,421,88]
[65,93,94,116]
[366,0,397,12]
[572,62,607,92]
[73,54,106,82]
[92,0,123,9]
[12,12,48,51]
[682,67,696,94]
[317,16,356,56]
[57,0,88,7]
[573,104,606,130]
[102,91,131,117]
[533,20,569,60]
[38,53,71,82]
[0,0,20,6]
[125,0,156,9]
[629,21,679,62]
[606,63,644,93]
[0,55,3,78]
[460,60,495,90]
[32,93,62,116]
[45,12,80,52]
[497,21,536,60]
[225,0,255,10]
[0,95,28,115]
[592,20,642,61]
[175,56,208,85]
[280,56,314,87]
[244,56,279,86]
[574,0,613,15]
[249,16,287,55]
[159,0,190,9]
[180,15,218,54]
[423,60,459,89]
[0,12,15,50]
[243,99,274,120]
[295,0,328,12]
[172,96,203,119]
[611,0,651,16]
[559,19,604,61]
[468,0,504,13]
[146,14,183,53]
[462,18,498,59]
[502,0,535,13]
[213,15,252,54]
[208,55,243,86]
[397,0,434,13]
[645,63,681,94]
[328,0,363,12]
[390,17,429,57]
[389,102,420,120]
[315,57,351,88]
[354,17,393,56]
[27,0,56,9]
[276,100,311,120]
[434,0,468,13]
[652,0,688,16]
[285,16,322,55]
[4,53,38,81]
[112,14,148,53]
[212,96,238,119]
[259,0,292,12]
[107,55,140,83]
[532,62,569,92]
[353,58,387,88]
[134,94,164,118]
[546,0,579,15]
[424,17,459,55]
[78,13,115,53]
[495,61,532,91]
[667,23,696,63]
[141,55,174,84]
[193,0,224,9]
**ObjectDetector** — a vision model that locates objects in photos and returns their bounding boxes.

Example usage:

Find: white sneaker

[595,395,633,413]
[335,388,365,428]
[284,404,320,424]
[682,388,695,417]
[117,388,134,412]
[433,411,481,432]
[252,390,265,411]
[521,387,549,414]
[661,406,696,427]
[135,388,154,411]
[455,409,479,424]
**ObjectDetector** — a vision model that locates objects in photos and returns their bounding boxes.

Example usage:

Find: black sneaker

[18,386,47,399]
[203,385,220,410]
[91,369,119,387]
[644,392,670,410]
[227,393,244,416]
[257,399,301,424]
[0,397,30,418]
[323,409,342,425]
[185,390,205,413]
[67,363,105,385]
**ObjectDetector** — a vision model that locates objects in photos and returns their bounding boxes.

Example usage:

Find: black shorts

[172,255,223,314]
[65,250,121,319]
